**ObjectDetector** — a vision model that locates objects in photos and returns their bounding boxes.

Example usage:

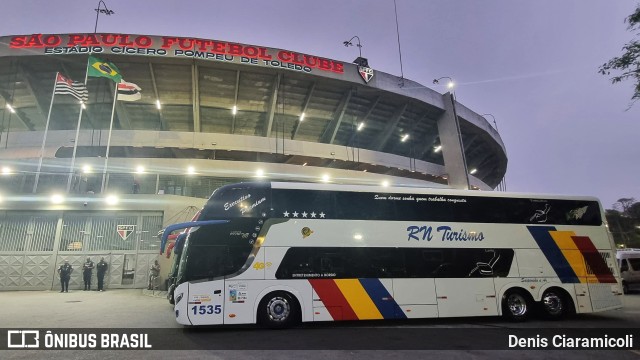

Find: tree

[614,197,637,214]
[599,4,640,106]
[606,198,640,248]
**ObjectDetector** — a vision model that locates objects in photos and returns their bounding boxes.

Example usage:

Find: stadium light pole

[482,113,499,132]
[343,36,363,58]
[94,1,115,33]
[433,76,455,91]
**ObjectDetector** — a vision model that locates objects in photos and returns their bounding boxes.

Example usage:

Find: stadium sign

[6,33,346,75]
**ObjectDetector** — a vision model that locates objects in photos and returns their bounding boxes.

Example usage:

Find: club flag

[54,73,88,102]
[117,80,142,101]
[88,56,122,83]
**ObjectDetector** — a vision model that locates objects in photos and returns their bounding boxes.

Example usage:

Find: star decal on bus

[283,210,325,218]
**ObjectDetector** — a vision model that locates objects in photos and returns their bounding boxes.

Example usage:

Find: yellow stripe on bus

[550,230,587,280]
[334,279,383,320]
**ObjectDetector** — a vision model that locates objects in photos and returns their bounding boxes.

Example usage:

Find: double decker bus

[162,182,622,327]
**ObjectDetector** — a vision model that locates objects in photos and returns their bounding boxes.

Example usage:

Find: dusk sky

[1,0,639,209]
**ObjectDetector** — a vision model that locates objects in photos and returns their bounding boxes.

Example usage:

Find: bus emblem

[301,227,314,239]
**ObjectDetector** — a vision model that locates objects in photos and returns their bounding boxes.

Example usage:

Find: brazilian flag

[88,56,122,83]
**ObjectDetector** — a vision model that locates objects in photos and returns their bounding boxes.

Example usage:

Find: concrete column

[436,92,470,190]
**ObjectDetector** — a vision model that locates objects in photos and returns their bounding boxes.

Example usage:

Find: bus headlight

[176,292,183,305]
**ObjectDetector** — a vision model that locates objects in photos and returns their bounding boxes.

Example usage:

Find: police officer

[82,257,94,291]
[57,260,73,293]
[96,257,108,292]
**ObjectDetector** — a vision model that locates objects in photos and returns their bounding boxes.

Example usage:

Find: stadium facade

[0,33,507,290]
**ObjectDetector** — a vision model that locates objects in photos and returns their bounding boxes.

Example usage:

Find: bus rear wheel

[258,292,299,329]
[502,289,530,322]
[541,289,571,319]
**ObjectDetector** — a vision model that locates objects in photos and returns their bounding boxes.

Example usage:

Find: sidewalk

[0,289,179,328]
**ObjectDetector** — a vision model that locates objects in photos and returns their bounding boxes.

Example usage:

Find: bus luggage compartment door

[434,278,498,317]
[186,281,224,325]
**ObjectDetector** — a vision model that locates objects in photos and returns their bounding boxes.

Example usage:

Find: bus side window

[369,249,406,278]
[320,252,344,276]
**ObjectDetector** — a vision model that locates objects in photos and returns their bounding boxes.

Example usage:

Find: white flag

[117,80,142,101]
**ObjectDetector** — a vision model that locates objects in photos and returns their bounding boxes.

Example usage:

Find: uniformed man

[57,260,73,293]
[96,257,108,292]
[82,257,94,291]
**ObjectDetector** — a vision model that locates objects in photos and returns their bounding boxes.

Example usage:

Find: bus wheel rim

[543,292,563,315]
[507,293,527,316]
[267,296,290,322]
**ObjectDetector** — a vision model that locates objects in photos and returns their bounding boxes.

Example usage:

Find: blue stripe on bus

[527,226,580,283]
[358,278,406,319]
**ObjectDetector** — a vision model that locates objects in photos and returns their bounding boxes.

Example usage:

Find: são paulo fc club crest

[117,225,135,240]
[358,65,374,83]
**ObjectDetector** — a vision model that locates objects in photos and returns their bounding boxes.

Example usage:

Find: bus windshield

[177,219,257,282]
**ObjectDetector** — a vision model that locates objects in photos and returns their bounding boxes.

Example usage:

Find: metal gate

[0,211,163,291]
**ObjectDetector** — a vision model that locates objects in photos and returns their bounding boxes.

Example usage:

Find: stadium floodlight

[94,1,115,33]
[343,36,363,58]
[433,76,455,90]
[482,114,498,131]
[51,194,64,204]
[105,194,119,205]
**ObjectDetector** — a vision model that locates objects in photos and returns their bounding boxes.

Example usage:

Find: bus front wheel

[502,289,530,322]
[258,292,299,329]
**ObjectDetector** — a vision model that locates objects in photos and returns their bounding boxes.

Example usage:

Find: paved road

[1,289,639,359]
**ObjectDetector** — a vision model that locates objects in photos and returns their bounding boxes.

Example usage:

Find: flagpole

[33,72,59,193]
[101,83,118,193]
[66,58,91,193]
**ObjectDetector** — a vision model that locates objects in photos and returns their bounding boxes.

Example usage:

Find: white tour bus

[161,182,622,328]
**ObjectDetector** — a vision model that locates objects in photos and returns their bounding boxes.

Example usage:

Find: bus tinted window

[177,218,257,282]
[269,188,601,225]
[275,247,514,279]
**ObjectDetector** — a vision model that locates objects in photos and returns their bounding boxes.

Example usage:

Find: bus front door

[186,281,225,325]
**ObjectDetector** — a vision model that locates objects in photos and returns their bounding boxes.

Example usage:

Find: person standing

[57,260,73,293]
[96,257,108,292]
[148,260,160,290]
[82,257,94,291]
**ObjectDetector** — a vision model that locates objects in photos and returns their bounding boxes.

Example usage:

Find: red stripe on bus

[571,236,616,283]
[308,279,358,320]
